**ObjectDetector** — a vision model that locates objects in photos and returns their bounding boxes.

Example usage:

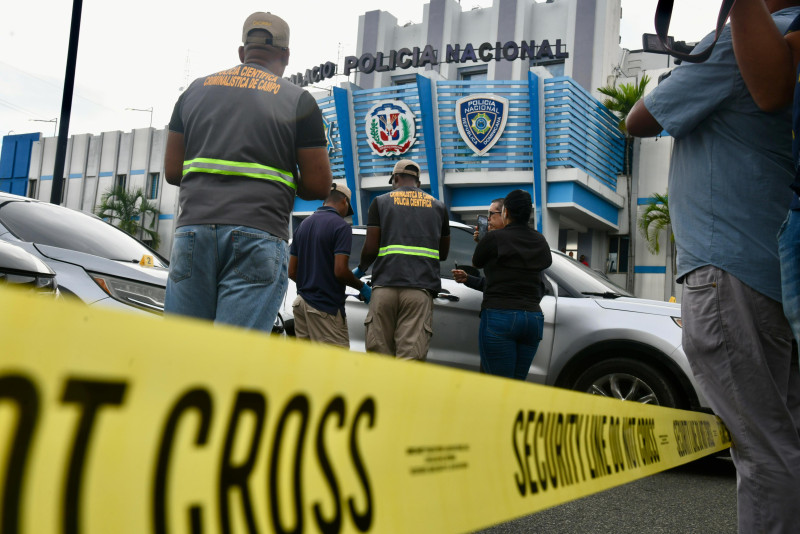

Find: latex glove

[352,266,366,279]
[358,283,372,303]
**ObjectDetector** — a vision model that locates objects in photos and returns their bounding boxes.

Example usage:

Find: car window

[545,252,632,297]
[441,225,481,279]
[0,199,167,267]
[349,233,366,271]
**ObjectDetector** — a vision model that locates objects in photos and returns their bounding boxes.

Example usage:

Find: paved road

[475,454,737,534]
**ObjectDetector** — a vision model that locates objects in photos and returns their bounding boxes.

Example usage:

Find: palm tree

[597,75,650,295]
[638,192,676,299]
[96,185,161,249]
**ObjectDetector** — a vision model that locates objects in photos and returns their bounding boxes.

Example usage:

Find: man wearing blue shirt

[289,184,371,347]
[627,2,800,531]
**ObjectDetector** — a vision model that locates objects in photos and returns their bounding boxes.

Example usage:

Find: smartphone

[476,215,488,241]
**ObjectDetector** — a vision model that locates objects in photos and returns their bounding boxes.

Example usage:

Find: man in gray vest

[163,12,332,332]
[354,159,450,359]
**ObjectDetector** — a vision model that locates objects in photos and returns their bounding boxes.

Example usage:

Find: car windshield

[0,199,166,267]
[546,251,632,298]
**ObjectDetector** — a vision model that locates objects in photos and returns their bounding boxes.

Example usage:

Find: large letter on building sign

[456,94,509,156]
[365,100,417,157]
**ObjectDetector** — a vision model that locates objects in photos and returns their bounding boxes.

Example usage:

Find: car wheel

[572,358,680,408]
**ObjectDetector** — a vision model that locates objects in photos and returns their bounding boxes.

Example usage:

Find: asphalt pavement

[475,454,737,534]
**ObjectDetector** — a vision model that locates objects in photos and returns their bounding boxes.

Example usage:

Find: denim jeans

[479,309,543,380]
[778,209,800,352]
[164,224,288,333]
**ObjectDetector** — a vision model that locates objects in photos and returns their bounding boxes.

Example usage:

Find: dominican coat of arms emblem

[455,94,509,156]
[365,100,417,157]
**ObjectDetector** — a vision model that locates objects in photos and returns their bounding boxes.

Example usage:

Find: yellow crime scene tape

[0,289,731,533]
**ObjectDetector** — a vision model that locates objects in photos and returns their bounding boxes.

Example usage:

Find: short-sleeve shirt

[168,63,326,241]
[290,206,352,315]
[643,7,800,302]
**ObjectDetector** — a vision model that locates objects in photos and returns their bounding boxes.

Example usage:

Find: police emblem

[455,94,509,156]
[365,100,417,157]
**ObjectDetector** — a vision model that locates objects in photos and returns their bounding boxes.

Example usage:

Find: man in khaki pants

[289,183,371,347]
[354,159,450,359]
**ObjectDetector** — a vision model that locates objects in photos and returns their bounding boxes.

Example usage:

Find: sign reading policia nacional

[365,101,417,156]
[456,94,510,156]
[287,39,569,87]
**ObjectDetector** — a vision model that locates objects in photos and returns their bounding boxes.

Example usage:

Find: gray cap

[390,159,421,184]
[242,12,290,48]
[331,182,354,216]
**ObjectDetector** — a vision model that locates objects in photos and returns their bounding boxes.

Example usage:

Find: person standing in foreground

[728,0,800,362]
[163,12,332,332]
[471,190,551,379]
[288,184,371,348]
[355,159,450,359]
[626,2,800,530]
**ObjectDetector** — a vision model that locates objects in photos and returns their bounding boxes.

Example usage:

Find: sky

[0,0,721,138]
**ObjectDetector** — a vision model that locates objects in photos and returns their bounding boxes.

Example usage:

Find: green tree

[96,185,161,249]
[638,192,672,255]
[597,74,650,294]
[638,192,677,299]
[598,74,651,136]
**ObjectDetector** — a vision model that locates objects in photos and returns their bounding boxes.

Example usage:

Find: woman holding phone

[470,189,552,379]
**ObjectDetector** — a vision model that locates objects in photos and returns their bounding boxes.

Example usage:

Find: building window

[530,59,565,77]
[392,75,416,86]
[146,172,160,199]
[458,67,488,81]
[607,236,629,273]
[27,179,38,199]
[115,174,127,190]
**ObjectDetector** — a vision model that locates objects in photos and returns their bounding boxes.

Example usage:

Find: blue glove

[352,266,366,279]
[358,283,372,303]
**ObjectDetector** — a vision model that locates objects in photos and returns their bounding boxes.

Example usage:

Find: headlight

[91,273,165,313]
[672,317,682,328]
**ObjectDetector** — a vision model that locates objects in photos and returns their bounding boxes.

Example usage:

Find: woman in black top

[471,190,552,379]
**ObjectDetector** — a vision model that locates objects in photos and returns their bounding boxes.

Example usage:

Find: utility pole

[50,0,83,205]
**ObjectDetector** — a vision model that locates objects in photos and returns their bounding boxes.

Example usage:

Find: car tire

[571,358,681,408]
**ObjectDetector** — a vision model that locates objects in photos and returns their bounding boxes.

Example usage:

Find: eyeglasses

[488,211,501,217]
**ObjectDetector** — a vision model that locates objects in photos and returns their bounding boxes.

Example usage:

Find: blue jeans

[164,224,288,333]
[479,309,543,380]
[779,209,800,353]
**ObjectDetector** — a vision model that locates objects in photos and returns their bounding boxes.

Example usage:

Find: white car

[281,221,707,410]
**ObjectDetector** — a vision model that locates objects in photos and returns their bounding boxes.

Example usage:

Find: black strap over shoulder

[655,0,737,63]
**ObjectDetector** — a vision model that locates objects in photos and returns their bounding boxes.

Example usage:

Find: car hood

[34,244,168,286]
[591,296,680,317]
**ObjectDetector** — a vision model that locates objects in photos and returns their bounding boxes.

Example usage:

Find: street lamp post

[126,107,153,128]
[29,118,58,137]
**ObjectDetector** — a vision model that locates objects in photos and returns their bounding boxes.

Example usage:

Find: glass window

[0,198,166,267]
[146,173,160,199]
[607,236,629,274]
[392,75,416,86]
[441,225,480,279]
[547,251,632,298]
[27,179,38,199]
[115,174,127,190]
[531,59,565,77]
[349,233,366,271]
[458,67,488,81]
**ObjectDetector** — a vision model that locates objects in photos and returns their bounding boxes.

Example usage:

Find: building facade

[1,0,682,301]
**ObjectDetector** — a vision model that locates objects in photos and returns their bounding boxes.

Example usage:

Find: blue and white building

[1,0,679,300]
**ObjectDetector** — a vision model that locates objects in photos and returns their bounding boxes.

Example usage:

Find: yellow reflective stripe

[182,158,295,189]
[378,245,439,260]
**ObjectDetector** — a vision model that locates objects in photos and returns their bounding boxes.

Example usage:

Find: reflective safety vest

[370,186,447,293]
[182,158,296,190]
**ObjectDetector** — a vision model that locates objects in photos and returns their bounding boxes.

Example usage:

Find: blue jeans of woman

[479,309,544,380]
[778,209,800,354]
[164,224,288,332]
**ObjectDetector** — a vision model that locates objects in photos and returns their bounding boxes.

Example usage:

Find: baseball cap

[242,12,290,48]
[389,159,421,184]
[332,183,354,216]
